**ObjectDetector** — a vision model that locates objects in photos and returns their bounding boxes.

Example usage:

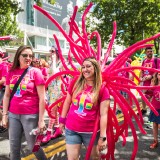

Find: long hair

[152,72,159,86]
[10,45,33,70]
[72,57,102,104]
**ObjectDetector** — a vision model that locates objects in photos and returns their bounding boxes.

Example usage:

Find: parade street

[0,107,160,160]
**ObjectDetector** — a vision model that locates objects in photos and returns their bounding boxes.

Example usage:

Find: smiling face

[81,60,95,80]
[19,49,33,69]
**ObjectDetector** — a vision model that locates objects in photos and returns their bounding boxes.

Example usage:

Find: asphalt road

[0,109,160,160]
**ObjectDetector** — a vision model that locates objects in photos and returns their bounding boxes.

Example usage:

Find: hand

[38,120,46,134]
[141,75,152,82]
[2,115,8,129]
[97,138,107,152]
[59,123,65,134]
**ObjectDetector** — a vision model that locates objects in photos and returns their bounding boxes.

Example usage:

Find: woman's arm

[36,85,46,132]
[2,85,11,128]
[99,99,110,137]
[98,99,110,151]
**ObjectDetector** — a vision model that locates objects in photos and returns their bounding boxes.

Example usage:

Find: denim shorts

[65,128,100,146]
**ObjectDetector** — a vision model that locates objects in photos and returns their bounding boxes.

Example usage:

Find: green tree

[0,0,23,46]
[0,0,56,46]
[84,0,160,54]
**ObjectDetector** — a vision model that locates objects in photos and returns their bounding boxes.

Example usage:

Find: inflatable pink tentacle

[111,84,146,133]
[106,44,154,72]
[110,78,159,116]
[0,35,12,41]
[138,89,159,116]
[74,38,89,58]
[108,75,160,91]
[69,45,85,64]
[81,2,93,57]
[107,32,160,71]
[53,34,70,71]
[90,31,102,61]
[112,89,139,160]
[60,83,67,96]
[102,21,117,69]
[68,49,79,71]
[108,107,122,141]
[33,5,86,57]
[69,6,78,37]
[107,111,116,160]
[85,110,100,160]
[107,87,128,143]
[70,20,81,35]
[45,71,79,89]
[60,75,68,86]
[47,97,66,119]
[90,47,97,57]
[110,66,160,78]
[111,45,154,71]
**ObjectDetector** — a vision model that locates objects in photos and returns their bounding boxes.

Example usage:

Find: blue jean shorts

[65,128,100,147]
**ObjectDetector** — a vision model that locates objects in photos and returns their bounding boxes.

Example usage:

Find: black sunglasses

[21,54,33,58]
[50,50,56,53]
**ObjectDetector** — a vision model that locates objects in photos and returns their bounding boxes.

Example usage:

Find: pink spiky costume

[34,2,160,160]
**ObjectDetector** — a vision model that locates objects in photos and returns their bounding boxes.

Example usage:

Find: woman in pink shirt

[59,57,110,159]
[148,72,160,149]
[2,45,47,160]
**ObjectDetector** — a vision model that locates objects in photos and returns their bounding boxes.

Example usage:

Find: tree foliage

[84,0,160,54]
[0,0,55,46]
[0,0,23,46]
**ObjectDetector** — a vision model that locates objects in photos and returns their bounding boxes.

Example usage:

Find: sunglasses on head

[21,54,33,58]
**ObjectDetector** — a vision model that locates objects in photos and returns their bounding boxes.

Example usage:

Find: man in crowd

[139,47,159,115]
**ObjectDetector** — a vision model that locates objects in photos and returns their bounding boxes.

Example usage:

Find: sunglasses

[50,50,56,53]
[21,54,33,58]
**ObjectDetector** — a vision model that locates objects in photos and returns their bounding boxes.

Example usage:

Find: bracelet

[59,116,66,124]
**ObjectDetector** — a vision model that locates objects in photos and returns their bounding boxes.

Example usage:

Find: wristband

[59,116,66,124]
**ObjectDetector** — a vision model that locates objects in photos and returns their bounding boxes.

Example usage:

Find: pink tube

[90,31,101,61]
[109,87,139,159]
[85,110,100,160]
[68,49,79,71]
[106,32,160,72]
[81,2,93,57]
[33,5,86,60]
[105,44,154,73]
[0,35,12,41]
[102,21,117,69]
[69,6,78,37]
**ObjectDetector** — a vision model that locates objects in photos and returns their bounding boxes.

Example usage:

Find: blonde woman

[59,57,110,159]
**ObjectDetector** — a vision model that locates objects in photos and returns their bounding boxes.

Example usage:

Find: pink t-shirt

[66,82,110,133]
[151,88,160,110]
[142,58,157,86]
[0,62,8,89]
[6,67,45,114]
[40,67,48,81]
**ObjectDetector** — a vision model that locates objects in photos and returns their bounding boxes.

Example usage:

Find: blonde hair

[40,58,49,68]
[72,57,102,104]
